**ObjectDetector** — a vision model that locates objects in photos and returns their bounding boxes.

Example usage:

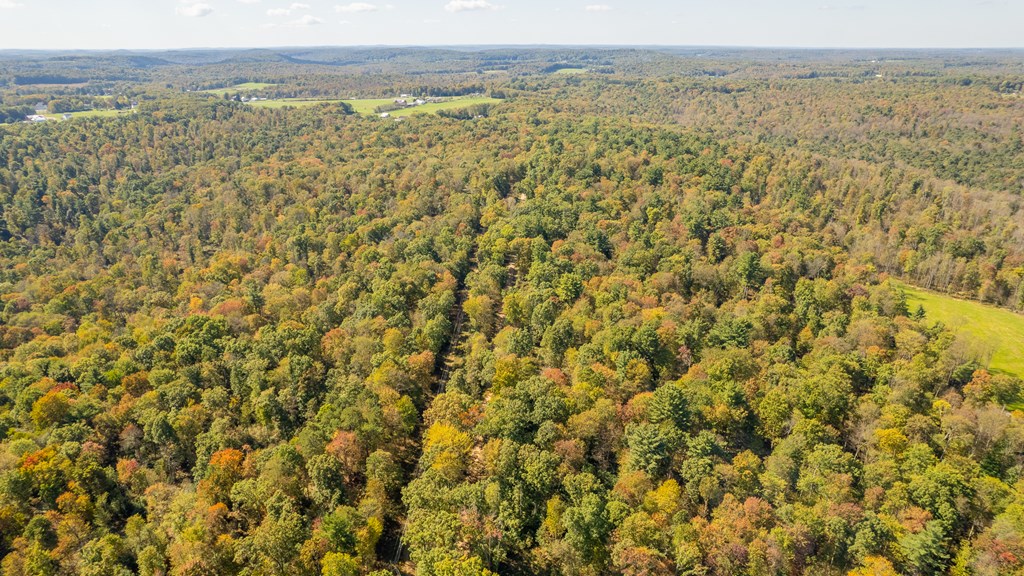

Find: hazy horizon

[1,0,1021,51]
[2,44,1024,53]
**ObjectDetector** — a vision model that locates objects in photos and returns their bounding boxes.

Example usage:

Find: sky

[0,0,1021,50]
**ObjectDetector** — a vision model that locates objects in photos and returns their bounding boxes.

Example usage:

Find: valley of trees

[0,48,1023,576]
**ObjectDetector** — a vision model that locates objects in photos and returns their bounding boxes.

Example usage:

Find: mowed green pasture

[204,82,277,95]
[247,98,348,110]
[901,283,1024,378]
[385,97,502,117]
[249,96,502,117]
[552,67,588,74]
[344,98,398,114]
[44,109,135,121]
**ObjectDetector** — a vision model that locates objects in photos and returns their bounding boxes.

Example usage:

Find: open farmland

[902,283,1024,378]
[248,95,501,116]
[203,82,277,95]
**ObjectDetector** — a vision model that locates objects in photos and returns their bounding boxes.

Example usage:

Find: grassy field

[552,67,589,75]
[44,109,135,121]
[900,283,1024,378]
[249,96,502,117]
[204,82,277,95]
[386,97,501,117]
[343,98,397,115]
[247,98,348,110]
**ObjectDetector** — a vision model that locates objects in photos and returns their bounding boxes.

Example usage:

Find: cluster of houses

[378,95,433,118]
[395,94,429,107]
[23,99,137,123]
[25,112,93,123]
[25,114,74,123]
[26,103,49,122]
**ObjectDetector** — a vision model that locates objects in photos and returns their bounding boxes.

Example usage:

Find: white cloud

[585,4,612,11]
[236,0,260,4]
[177,2,215,17]
[267,3,310,16]
[264,11,323,27]
[336,2,377,12]
[290,14,323,25]
[444,0,498,13]
[0,0,24,8]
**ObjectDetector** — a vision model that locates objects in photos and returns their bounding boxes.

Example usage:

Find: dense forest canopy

[0,47,1023,576]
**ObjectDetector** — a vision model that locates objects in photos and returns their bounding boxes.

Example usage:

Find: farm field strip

[43,109,136,120]
[202,82,278,95]
[248,96,502,116]
[900,282,1024,378]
